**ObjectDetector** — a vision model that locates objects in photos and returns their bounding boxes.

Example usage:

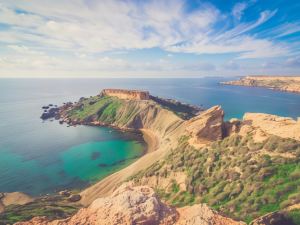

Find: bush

[264,136,279,151]
[290,170,300,180]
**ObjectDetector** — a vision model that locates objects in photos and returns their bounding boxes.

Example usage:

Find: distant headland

[222,75,300,94]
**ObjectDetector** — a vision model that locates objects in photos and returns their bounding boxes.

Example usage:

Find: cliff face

[16,184,244,225]
[184,105,224,145]
[101,89,150,100]
[222,76,300,94]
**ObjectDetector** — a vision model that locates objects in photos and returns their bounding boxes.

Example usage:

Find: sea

[1,77,300,196]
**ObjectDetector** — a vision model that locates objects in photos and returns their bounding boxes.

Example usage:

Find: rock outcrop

[101,89,150,100]
[250,211,295,225]
[185,105,224,144]
[176,204,245,225]
[222,76,300,94]
[16,184,244,225]
[0,192,33,213]
[226,113,300,141]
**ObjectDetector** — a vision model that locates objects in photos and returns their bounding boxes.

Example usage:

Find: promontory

[222,75,300,94]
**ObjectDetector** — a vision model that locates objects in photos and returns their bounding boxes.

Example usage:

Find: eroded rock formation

[16,184,244,225]
[0,192,33,213]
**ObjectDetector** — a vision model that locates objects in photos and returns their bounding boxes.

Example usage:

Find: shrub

[290,170,300,180]
[264,136,279,151]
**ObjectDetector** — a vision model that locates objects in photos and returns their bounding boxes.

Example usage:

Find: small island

[222,75,300,94]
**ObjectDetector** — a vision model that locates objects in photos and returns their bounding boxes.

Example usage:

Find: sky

[0,0,300,78]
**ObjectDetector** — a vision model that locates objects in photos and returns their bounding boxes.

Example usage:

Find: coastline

[222,82,300,94]
[221,75,300,94]
[79,128,165,206]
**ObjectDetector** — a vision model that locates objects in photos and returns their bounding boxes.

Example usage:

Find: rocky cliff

[222,76,300,94]
[101,89,150,100]
[16,184,244,225]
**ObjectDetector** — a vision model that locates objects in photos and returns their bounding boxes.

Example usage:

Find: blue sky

[0,0,300,77]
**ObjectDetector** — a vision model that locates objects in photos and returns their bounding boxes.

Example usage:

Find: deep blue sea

[0,77,300,195]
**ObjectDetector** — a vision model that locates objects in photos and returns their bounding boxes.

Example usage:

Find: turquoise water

[0,78,300,195]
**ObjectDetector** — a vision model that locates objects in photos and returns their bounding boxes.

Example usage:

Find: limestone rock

[176,204,245,225]
[101,89,150,100]
[0,192,33,213]
[243,113,300,140]
[16,184,245,225]
[185,106,224,142]
[1,192,33,207]
[68,194,81,202]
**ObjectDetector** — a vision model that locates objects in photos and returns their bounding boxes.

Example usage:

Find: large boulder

[177,204,245,225]
[16,184,244,225]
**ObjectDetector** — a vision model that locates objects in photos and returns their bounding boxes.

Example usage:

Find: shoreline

[79,127,164,206]
[221,76,300,94]
[222,82,300,94]
[140,128,159,153]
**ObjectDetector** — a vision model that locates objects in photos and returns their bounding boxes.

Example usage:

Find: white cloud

[0,0,296,76]
[232,2,247,20]
[1,0,280,57]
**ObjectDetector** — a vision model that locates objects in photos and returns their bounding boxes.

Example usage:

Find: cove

[0,125,145,196]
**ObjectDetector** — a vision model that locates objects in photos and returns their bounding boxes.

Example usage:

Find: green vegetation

[67,96,122,123]
[285,209,300,225]
[131,134,300,222]
[150,95,199,119]
[0,196,80,224]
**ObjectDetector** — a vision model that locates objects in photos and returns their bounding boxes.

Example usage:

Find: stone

[58,190,71,197]
[16,184,244,225]
[68,194,81,202]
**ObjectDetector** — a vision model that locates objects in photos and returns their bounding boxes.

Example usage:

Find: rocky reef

[0,192,33,214]
[222,76,300,94]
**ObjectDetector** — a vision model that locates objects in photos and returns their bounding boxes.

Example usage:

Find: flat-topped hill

[100,88,150,100]
[222,75,300,94]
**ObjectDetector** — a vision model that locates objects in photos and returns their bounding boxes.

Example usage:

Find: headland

[222,75,300,94]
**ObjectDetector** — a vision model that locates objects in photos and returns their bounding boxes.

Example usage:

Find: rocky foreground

[222,76,300,94]
[16,183,244,225]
